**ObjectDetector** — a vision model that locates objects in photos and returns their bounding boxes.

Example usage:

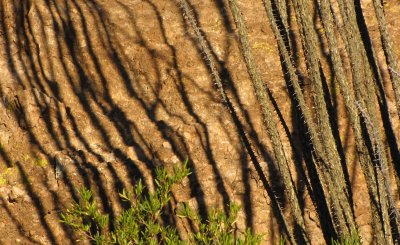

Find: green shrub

[331,231,362,245]
[60,161,261,244]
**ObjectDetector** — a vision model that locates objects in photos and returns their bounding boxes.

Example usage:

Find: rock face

[0,186,31,204]
[0,0,399,244]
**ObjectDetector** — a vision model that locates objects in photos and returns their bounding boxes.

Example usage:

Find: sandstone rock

[0,124,11,146]
[0,187,10,201]
[170,155,179,163]
[162,141,172,149]
[9,186,31,203]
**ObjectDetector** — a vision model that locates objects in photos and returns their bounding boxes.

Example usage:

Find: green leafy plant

[61,160,261,244]
[176,201,261,245]
[278,235,286,245]
[331,229,362,245]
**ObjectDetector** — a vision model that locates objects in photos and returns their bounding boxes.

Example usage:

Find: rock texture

[0,0,399,244]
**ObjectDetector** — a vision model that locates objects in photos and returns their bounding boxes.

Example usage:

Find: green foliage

[331,230,362,245]
[278,235,286,245]
[61,160,261,244]
[176,202,261,245]
[60,187,109,242]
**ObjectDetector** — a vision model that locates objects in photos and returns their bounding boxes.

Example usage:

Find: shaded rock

[89,143,116,163]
